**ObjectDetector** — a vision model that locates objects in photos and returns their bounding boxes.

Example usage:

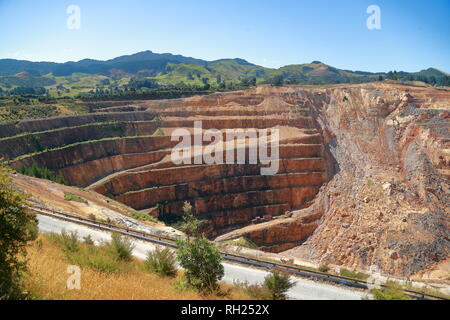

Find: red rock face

[3,83,448,277]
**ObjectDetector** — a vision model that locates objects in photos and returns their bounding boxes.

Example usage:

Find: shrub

[319,265,330,273]
[232,237,258,249]
[107,233,134,262]
[17,164,66,185]
[263,270,296,300]
[83,235,95,245]
[280,258,295,266]
[48,230,80,253]
[181,201,199,237]
[372,282,410,300]
[70,248,119,274]
[64,192,88,204]
[339,268,370,280]
[0,164,38,299]
[48,232,122,274]
[233,281,272,300]
[128,211,157,223]
[151,128,165,136]
[176,236,224,293]
[145,246,177,277]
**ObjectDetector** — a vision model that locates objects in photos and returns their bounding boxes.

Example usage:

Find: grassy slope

[1,60,446,93]
[26,235,252,300]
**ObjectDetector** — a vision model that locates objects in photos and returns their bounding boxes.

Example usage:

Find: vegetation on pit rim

[402,282,450,300]
[151,128,165,136]
[339,268,370,280]
[64,192,88,204]
[127,210,158,223]
[318,265,330,273]
[0,120,156,142]
[371,281,411,300]
[230,237,258,249]
[17,164,67,185]
[0,105,60,122]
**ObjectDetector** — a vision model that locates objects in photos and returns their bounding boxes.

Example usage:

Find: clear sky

[0,0,448,73]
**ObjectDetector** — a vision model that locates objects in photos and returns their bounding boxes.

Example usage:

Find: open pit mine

[1,83,449,280]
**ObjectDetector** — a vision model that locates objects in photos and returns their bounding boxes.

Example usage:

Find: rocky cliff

[218,84,449,278]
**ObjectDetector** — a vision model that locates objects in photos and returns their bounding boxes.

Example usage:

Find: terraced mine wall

[0,112,156,138]
[9,136,176,186]
[3,91,328,238]
[3,84,449,278]
[212,85,449,278]
[0,121,163,159]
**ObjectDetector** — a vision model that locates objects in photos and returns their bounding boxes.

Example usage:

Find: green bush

[263,270,296,300]
[232,237,258,249]
[64,192,88,204]
[233,281,272,300]
[180,201,199,236]
[47,232,126,274]
[17,164,66,185]
[26,135,42,152]
[151,128,165,136]
[0,164,38,299]
[145,246,177,277]
[319,265,330,273]
[0,105,59,121]
[68,246,120,274]
[339,268,370,280]
[176,236,224,293]
[128,211,157,223]
[48,230,80,253]
[372,282,410,300]
[107,233,134,262]
[83,235,95,245]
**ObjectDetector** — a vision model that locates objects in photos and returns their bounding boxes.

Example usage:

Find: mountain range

[0,50,448,90]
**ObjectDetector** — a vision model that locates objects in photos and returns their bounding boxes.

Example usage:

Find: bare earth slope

[11,173,181,237]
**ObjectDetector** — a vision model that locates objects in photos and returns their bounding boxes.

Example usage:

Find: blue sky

[0,0,448,72]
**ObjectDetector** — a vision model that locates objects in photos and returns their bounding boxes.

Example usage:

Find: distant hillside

[0,51,207,77]
[0,50,449,91]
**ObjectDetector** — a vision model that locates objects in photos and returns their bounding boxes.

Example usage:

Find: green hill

[0,50,449,93]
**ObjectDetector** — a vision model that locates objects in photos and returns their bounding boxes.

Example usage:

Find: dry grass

[25,235,252,300]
